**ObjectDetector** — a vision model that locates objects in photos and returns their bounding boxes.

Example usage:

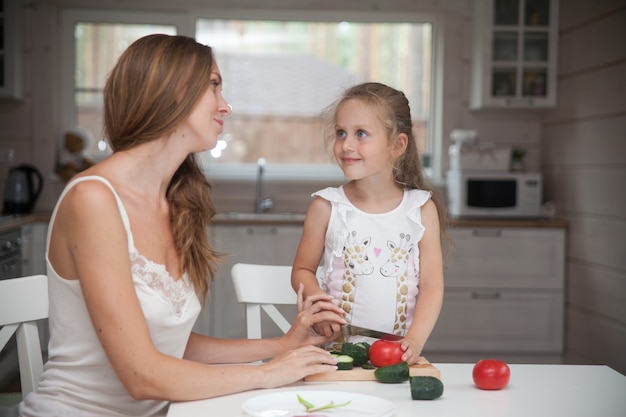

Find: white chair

[0,275,48,417]
[231,263,296,339]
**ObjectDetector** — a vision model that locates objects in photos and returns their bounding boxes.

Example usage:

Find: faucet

[255,158,274,213]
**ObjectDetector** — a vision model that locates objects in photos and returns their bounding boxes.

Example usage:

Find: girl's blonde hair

[323,82,450,250]
[103,34,220,301]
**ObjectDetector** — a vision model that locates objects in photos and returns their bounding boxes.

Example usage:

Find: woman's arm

[401,199,444,365]
[184,288,346,364]
[51,182,344,402]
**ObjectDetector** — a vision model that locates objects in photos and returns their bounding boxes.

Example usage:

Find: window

[74,23,177,154]
[195,17,432,177]
[62,10,438,180]
[60,10,190,158]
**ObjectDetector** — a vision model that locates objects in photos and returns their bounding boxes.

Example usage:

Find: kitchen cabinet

[0,0,23,100]
[193,223,304,339]
[427,226,565,356]
[470,0,559,109]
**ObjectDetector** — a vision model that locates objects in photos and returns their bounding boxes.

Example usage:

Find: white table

[167,363,626,417]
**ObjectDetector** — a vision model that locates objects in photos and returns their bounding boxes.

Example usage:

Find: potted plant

[510,147,526,171]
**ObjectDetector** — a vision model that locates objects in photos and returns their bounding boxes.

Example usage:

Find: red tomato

[369,340,404,367]
[472,359,511,390]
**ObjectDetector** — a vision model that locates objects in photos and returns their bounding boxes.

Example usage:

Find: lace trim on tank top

[129,249,194,318]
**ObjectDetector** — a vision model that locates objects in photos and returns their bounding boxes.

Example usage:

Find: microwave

[446,170,543,218]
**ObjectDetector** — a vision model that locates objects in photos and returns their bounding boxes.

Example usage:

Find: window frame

[60,8,443,182]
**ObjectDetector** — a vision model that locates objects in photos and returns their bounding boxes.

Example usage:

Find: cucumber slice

[335,354,354,370]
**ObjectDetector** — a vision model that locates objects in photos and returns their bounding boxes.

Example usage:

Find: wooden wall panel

[558,8,626,74]
[543,167,626,218]
[542,0,626,375]
[566,308,626,374]
[549,63,626,120]
[568,262,626,324]
[542,117,626,166]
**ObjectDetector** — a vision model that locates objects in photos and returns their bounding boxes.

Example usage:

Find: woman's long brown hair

[103,34,220,301]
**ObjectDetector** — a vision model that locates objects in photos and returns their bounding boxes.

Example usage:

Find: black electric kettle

[3,164,44,214]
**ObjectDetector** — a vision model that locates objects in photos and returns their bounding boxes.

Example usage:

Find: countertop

[0,212,51,233]
[0,211,568,230]
[167,363,625,417]
[212,212,568,228]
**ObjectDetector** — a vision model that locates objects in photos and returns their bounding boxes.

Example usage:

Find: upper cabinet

[0,0,23,100]
[470,0,559,109]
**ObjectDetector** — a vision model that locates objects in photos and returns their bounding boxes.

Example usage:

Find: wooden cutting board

[305,356,440,381]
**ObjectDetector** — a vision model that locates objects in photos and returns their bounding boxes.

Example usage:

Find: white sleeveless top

[315,186,431,339]
[19,176,201,417]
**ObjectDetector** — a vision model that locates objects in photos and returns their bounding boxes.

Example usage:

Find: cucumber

[374,361,409,383]
[352,342,370,366]
[410,376,444,400]
[333,354,354,370]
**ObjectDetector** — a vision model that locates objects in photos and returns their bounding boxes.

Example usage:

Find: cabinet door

[446,227,565,289]
[471,0,559,109]
[427,289,564,352]
[193,224,303,339]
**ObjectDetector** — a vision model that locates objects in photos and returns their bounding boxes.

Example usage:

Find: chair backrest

[231,263,298,339]
[0,274,48,396]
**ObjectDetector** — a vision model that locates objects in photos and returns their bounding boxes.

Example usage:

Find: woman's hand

[283,284,346,348]
[259,345,338,388]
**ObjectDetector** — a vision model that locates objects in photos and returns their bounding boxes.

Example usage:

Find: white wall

[542,0,626,374]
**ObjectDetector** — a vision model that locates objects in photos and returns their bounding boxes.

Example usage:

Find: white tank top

[19,176,201,417]
[315,186,431,339]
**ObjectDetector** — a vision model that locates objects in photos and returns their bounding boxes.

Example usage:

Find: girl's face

[333,98,405,181]
[182,64,231,152]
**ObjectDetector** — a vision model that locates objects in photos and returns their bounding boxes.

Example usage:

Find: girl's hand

[312,321,342,339]
[260,345,338,388]
[285,284,346,347]
[400,338,420,365]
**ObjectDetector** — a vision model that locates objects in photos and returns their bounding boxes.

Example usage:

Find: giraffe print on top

[338,231,374,320]
[315,186,431,338]
[380,233,413,335]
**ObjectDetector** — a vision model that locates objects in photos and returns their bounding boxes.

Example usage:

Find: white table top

[167,363,626,417]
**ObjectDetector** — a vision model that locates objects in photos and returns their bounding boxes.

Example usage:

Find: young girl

[291,82,447,365]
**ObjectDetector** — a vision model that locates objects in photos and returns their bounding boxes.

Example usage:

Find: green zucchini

[374,361,409,383]
[410,376,444,400]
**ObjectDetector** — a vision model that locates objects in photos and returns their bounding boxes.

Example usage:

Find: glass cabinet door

[473,0,557,108]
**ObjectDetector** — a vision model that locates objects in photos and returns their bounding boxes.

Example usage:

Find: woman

[19,34,346,417]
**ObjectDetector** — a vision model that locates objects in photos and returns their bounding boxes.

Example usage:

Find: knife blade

[340,324,403,342]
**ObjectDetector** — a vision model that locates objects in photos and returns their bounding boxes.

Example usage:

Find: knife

[340,324,403,342]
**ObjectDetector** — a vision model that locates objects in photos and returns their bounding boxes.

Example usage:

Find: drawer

[426,289,564,352]
[445,227,565,289]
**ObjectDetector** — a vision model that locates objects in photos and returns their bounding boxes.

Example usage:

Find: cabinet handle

[246,226,278,235]
[471,291,501,299]
[472,229,502,237]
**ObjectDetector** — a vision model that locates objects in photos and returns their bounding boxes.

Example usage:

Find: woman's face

[182,64,231,152]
